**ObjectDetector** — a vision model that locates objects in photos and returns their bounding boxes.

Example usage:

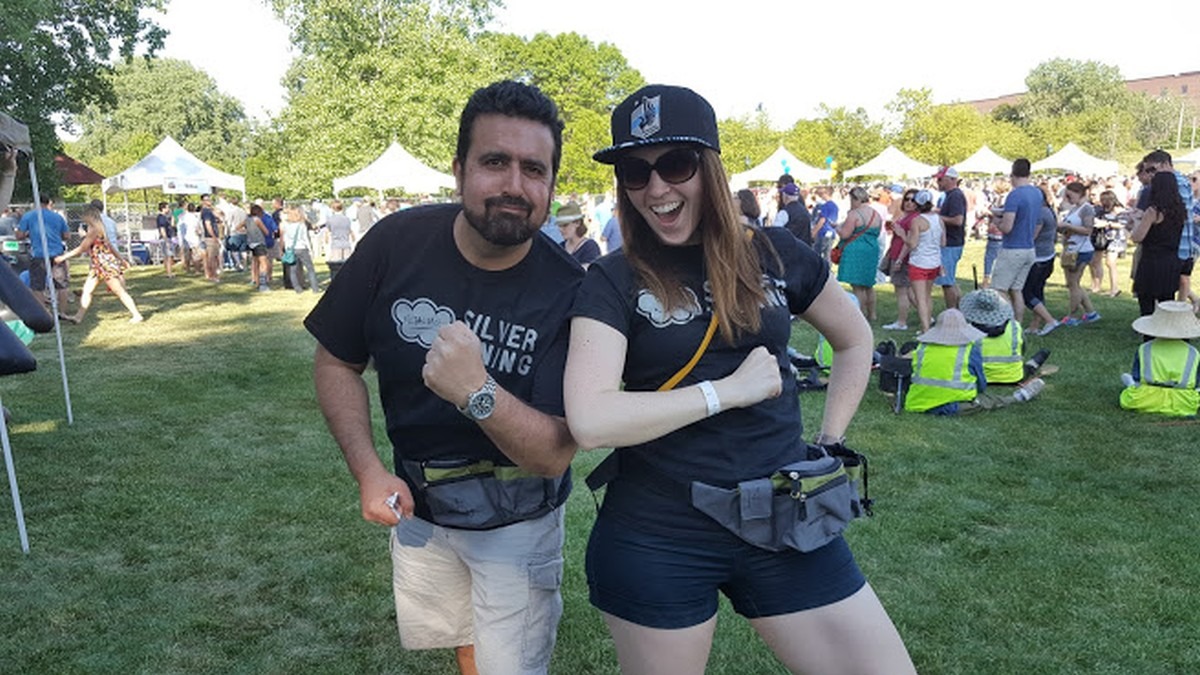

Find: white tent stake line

[27,159,74,425]
[1,392,30,553]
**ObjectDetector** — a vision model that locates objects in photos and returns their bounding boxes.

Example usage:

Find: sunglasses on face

[615,148,701,190]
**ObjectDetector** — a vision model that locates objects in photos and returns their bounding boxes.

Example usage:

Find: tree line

[4,1,1194,201]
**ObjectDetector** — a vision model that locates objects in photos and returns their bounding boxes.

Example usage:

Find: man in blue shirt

[993,159,1040,325]
[600,205,623,254]
[17,194,71,311]
[811,186,838,260]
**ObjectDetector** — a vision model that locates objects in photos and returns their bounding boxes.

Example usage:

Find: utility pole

[1176,102,1185,150]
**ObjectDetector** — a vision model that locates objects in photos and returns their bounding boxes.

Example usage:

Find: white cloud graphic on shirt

[392,298,455,348]
[636,288,701,327]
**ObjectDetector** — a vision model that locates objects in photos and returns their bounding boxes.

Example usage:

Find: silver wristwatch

[458,374,497,420]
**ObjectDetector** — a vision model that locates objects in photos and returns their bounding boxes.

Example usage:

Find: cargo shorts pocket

[521,556,564,670]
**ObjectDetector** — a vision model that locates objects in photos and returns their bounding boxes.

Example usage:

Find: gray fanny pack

[402,458,565,531]
[689,447,864,553]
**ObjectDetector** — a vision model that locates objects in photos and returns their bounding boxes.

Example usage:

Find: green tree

[70,58,250,177]
[1022,59,1129,119]
[815,105,886,180]
[269,0,501,197]
[484,31,644,194]
[782,119,836,174]
[1,0,167,198]
[718,109,781,181]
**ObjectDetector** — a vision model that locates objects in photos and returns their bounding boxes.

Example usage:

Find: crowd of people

[7,76,1200,673]
[742,152,1200,335]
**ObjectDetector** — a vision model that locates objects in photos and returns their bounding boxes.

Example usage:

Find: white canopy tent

[955,146,1012,175]
[1174,146,1200,165]
[843,146,936,179]
[101,136,246,196]
[332,142,456,199]
[1,112,77,553]
[1031,142,1119,176]
[101,137,245,260]
[729,146,831,189]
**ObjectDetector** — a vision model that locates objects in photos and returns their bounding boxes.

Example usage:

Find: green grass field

[2,241,1197,674]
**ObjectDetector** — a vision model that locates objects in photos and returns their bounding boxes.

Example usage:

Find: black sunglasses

[615,148,701,190]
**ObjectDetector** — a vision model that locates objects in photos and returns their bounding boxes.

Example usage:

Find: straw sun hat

[917,308,986,346]
[1131,301,1200,339]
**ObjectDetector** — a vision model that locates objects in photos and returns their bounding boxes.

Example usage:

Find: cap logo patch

[630,95,661,140]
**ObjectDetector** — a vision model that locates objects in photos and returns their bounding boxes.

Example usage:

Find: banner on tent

[163,178,211,194]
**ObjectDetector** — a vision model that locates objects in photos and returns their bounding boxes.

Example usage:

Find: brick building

[967,71,1200,115]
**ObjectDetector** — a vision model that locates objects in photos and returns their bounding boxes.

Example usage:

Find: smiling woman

[563,84,916,675]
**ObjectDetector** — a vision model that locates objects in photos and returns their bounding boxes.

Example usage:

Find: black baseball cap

[593,85,720,164]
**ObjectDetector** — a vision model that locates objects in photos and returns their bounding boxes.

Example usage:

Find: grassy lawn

[2,240,1197,674]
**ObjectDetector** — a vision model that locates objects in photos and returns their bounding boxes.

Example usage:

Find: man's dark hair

[777,173,795,187]
[39,194,52,205]
[89,199,104,210]
[1011,158,1031,178]
[455,80,565,178]
[157,201,168,211]
[1143,149,1173,167]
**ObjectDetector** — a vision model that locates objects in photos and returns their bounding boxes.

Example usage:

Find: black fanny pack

[402,458,567,531]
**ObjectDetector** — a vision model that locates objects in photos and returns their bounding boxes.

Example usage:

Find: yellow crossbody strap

[658,313,719,391]
[656,228,757,391]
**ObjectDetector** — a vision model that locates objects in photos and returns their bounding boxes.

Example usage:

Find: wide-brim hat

[1131,301,1200,339]
[918,309,986,346]
[555,201,583,223]
[960,289,1014,328]
[593,85,720,164]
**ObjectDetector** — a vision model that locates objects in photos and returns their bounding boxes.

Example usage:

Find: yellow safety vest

[815,334,834,370]
[1119,339,1200,416]
[981,321,1024,384]
[905,343,979,412]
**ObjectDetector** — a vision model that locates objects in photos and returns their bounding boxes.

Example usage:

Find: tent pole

[1,391,30,553]
[26,160,74,425]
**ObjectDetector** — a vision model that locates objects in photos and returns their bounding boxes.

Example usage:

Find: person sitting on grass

[904,308,987,415]
[904,308,1046,415]
[1120,300,1200,417]
[960,288,1025,385]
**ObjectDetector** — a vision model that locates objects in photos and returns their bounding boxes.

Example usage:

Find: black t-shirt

[304,203,584,517]
[782,201,813,245]
[570,227,830,534]
[200,207,220,238]
[941,187,967,247]
[156,213,176,238]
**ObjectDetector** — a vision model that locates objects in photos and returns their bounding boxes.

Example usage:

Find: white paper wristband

[697,380,721,417]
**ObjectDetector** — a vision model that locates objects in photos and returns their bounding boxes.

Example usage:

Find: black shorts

[586,510,865,629]
[1182,257,1195,276]
[29,258,69,291]
[250,244,269,257]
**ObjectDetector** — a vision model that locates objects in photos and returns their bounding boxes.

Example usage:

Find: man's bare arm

[314,344,413,524]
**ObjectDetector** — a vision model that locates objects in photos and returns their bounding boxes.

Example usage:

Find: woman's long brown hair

[617,148,767,344]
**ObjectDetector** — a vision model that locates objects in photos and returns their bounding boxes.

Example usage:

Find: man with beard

[305,80,581,675]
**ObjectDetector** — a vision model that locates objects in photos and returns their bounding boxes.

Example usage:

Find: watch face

[468,392,496,419]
